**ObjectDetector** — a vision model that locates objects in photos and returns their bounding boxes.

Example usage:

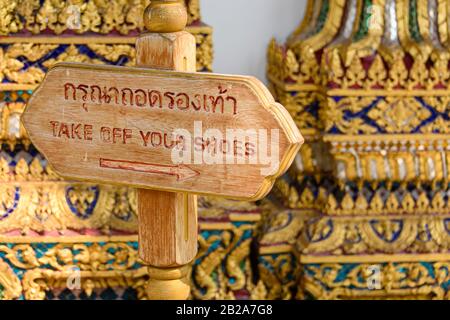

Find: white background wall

[200,0,306,83]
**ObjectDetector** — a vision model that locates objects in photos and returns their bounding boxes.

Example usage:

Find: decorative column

[0,0,213,300]
[264,0,450,299]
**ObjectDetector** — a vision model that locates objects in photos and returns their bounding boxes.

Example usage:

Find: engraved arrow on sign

[99,158,200,181]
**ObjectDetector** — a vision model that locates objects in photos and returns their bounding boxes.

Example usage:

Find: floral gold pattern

[0,0,255,301]
[266,0,450,300]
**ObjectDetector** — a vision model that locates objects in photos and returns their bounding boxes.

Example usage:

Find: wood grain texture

[136,31,198,267]
[143,0,188,33]
[138,2,196,298]
[147,265,191,300]
[22,62,303,200]
[137,189,197,266]
[136,31,196,70]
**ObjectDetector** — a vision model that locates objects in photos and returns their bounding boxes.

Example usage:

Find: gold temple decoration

[0,0,263,301]
[9,0,450,301]
[264,0,450,299]
[0,0,271,301]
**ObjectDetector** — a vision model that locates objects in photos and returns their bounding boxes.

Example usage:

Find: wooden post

[136,0,198,300]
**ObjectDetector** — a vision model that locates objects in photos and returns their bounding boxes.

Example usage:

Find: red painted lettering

[58,123,70,138]
[71,123,82,139]
[84,125,93,141]
[140,131,151,147]
[151,132,162,147]
[101,127,111,143]
[123,129,132,144]
[50,121,59,137]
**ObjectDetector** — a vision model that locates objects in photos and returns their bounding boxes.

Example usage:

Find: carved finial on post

[136,0,196,71]
[137,0,197,300]
[144,0,188,33]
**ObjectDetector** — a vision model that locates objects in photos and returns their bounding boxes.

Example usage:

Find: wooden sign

[22,62,303,200]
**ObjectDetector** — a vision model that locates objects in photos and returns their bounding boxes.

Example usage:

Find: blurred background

[200,0,305,81]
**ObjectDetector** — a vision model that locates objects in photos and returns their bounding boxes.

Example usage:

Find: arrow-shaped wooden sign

[22,62,303,201]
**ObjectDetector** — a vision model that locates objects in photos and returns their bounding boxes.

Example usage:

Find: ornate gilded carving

[266,0,450,300]
[0,0,201,36]
[258,253,298,300]
[0,36,211,89]
[0,149,138,233]
[302,262,450,299]
[0,0,225,301]
[297,215,450,254]
[0,204,262,300]
[0,240,147,300]
[0,259,21,300]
